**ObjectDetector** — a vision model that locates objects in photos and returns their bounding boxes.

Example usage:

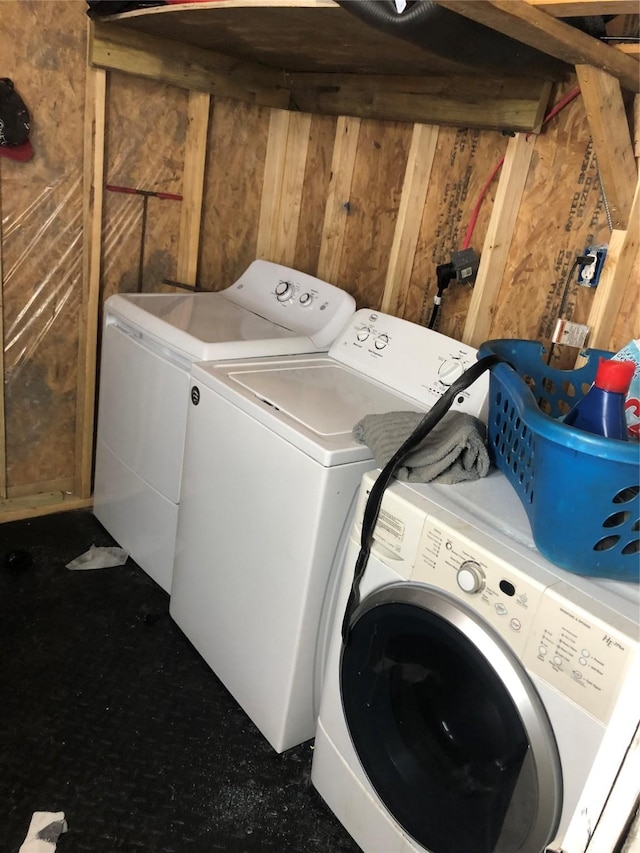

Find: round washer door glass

[340,583,562,853]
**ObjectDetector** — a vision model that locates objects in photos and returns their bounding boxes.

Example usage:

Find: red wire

[461,86,581,250]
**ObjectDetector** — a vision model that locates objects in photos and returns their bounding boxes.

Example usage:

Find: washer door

[340,582,562,853]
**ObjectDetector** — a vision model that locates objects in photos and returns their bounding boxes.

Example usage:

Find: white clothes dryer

[169,309,489,753]
[312,468,640,853]
[93,261,355,592]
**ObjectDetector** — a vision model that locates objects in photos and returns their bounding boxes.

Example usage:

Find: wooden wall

[0,0,89,517]
[0,0,638,520]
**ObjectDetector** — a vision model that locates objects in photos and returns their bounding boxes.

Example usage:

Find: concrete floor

[0,509,361,853]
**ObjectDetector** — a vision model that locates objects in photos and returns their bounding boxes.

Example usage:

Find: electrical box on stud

[577,245,607,287]
[451,248,480,284]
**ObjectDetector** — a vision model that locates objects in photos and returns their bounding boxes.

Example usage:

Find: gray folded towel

[353,410,489,484]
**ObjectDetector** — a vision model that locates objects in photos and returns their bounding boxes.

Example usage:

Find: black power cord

[341,353,506,645]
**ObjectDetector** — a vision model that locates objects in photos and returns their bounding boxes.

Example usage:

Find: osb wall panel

[335,119,413,309]
[104,76,636,354]
[0,0,87,494]
[198,98,270,290]
[406,126,509,342]
[294,113,337,275]
[490,86,610,364]
[101,70,186,302]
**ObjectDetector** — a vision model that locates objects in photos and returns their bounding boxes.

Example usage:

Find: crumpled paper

[66,544,129,570]
[18,811,68,852]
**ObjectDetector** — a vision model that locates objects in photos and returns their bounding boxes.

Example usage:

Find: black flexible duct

[341,353,506,645]
[336,0,571,78]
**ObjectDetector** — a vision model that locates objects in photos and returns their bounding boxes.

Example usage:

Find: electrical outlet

[577,245,607,287]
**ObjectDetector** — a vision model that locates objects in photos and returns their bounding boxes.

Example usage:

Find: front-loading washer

[93,260,355,593]
[169,309,489,753]
[311,468,640,853]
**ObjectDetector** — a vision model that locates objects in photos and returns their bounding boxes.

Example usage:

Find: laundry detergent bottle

[564,358,635,440]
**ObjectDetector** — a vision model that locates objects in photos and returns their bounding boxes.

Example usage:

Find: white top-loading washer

[93,260,356,592]
[311,467,640,853]
[169,309,489,752]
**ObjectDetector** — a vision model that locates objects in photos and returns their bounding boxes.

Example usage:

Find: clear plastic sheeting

[0,1,185,505]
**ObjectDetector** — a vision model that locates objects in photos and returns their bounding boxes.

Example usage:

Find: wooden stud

[436,1,640,92]
[176,91,211,286]
[576,65,637,229]
[317,116,361,285]
[584,175,639,351]
[275,112,313,267]
[381,124,439,316]
[256,109,292,261]
[257,109,312,266]
[0,164,6,499]
[463,132,536,347]
[76,64,107,500]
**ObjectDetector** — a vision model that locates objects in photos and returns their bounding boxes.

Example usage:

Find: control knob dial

[438,358,465,386]
[456,560,485,594]
[275,280,295,302]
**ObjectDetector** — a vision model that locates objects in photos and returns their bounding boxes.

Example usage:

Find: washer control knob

[456,560,485,594]
[299,292,313,306]
[275,280,295,302]
[374,334,389,350]
[356,327,371,343]
[438,358,465,386]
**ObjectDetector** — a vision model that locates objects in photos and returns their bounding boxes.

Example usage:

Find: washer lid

[105,292,305,362]
[231,362,416,437]
[191,355,425,466]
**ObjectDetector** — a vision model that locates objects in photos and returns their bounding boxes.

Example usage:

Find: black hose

[341,353,505,644]
[336,0,567,78]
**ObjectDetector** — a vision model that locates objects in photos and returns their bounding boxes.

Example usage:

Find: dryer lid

[104,260,356,360]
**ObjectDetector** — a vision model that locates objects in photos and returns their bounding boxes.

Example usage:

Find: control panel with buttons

[329,309,488,418]
[222,260,356,350]
[407,511,638,725]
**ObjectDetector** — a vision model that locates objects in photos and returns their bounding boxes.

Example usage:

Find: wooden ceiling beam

[527,0,640,16]
[435,0,640,91]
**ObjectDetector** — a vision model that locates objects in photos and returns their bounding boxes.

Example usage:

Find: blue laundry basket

[477,339,639,582]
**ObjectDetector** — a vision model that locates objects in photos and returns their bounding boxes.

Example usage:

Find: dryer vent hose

[341,353,507,645]
[335,0,609,78]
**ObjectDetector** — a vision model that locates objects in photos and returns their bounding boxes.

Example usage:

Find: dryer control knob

[356,327,371,342]
[275,280,295,302]
[456,561,485,594]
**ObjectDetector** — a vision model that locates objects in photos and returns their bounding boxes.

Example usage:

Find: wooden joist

[528,0,640,15]
[288,73,552,133]
[89,20,290,107]
[436,0,640,92]
[576,65,636,229]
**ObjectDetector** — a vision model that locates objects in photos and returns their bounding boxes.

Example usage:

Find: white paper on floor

[18,812,68,852]
[66,543,129,570]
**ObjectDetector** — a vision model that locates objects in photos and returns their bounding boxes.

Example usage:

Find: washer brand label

[191,386,200,405]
